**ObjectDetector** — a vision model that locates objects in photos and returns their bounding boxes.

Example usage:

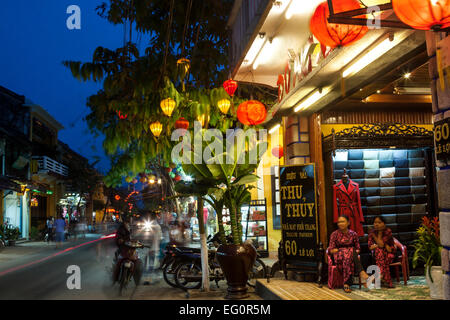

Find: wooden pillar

[427,31,450,300]
[309,113,328,247]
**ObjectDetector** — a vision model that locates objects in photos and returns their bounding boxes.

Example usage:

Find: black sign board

[279,164,318,263]
[435,117,450,165]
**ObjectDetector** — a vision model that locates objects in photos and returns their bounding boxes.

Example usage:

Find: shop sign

[435,117,450,164]
[279,163,318,263]
[276,36,331,105]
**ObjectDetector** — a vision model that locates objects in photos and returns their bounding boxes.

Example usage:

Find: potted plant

[412,216,443,299]
[181,129,267,299]
[5,226,20,246]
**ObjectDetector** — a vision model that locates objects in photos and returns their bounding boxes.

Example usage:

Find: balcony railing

[32,156,68,177]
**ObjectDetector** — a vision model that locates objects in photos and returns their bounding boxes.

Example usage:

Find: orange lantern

[175,117,189,130]
[115,195,121,201]
[160,98,176,117]
[392,0,450,30]
[223,79,238,96]
[217,99,231,114]
[310,1,368,48]
[237,100,267,126]
[174,175,182,182]
[150,121,163,137]
[177,58,191,74]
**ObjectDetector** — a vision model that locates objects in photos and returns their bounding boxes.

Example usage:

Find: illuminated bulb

[404,72,411,79]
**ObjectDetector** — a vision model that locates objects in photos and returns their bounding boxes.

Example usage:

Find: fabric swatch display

[380,167,395,178]
[333,148,429,262]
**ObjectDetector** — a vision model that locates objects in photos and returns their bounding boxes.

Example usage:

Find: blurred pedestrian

[54,213,66,249]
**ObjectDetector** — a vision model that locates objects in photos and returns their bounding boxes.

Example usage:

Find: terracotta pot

[216,243,256,299]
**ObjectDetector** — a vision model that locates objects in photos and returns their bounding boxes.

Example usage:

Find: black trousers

[345,249,364,285]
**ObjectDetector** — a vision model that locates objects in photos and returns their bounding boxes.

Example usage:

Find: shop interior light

[294,88,329,112]
[342,36,396,78]
[269,124,281,134]
[394,87,431,95]
[157,178,162,184]
[403,72,411,79]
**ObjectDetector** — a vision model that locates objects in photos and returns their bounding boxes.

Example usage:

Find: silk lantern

[392,0,450,30]
[117,111,127,119]
[175,117,189,130]
[217,99,231,114]
[150,121,163,137]
[160,98,176,117]
[174,175,182,182]
[310,0,368,48]
[197,114,210,127]
[223,79,238,96]
[272,146,284,159]
[237,100,267,126]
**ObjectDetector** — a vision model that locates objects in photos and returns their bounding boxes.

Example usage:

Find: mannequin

[333,168,365,236]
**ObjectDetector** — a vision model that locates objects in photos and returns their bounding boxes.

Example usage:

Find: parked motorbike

[169,233,267,291]
[112,239,149,296]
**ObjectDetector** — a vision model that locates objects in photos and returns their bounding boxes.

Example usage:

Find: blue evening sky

[0,0,134,173]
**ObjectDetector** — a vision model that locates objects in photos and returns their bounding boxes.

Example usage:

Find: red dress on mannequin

[333,179,365,236]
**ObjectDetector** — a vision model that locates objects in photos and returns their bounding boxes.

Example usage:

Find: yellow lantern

[197,114,210,127]
[160,98,176,117]
[150,121,163,137]
[177,58,191,74]
[217,99,231,114]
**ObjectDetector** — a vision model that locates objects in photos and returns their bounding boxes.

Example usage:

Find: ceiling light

[376,90,381,94]
[404,72,411,79]
[269,124,281,134]
[343,36,396,78]
[294,88,329,112]
[244,36,265,66]
[284,0,294,19]
[394,87,431,95]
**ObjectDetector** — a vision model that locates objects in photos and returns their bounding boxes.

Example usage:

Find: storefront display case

[241,199,268,258]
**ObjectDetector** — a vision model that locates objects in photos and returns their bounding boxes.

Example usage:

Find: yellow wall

[262,126,284,255]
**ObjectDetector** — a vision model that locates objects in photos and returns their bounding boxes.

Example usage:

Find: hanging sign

[279,163,318,263]
[435,117,450,165]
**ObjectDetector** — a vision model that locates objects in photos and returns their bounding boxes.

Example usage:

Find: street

[0,228,261,300]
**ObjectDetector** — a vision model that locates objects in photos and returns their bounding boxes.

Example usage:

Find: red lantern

[175,117,189,130]
[115,195,121,201]
[166,167,172,173]
[174,175,182,182]
[310,1,368,48]
[237,100,267,126]
[272,146,284,159]
[223,79,238,97]
[117,111,128,119]
[392,0,450,30]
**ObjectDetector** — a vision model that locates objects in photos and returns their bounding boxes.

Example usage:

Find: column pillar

[427,31,450,300]
[285,115,310,165]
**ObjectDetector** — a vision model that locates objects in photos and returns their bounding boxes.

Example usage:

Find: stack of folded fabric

[333,148,429,261]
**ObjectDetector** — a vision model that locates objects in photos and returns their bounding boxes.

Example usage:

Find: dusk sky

[0,1,134,173]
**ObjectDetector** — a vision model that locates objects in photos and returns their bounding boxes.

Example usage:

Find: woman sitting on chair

[368,216,396,288]
[328,215,369,293]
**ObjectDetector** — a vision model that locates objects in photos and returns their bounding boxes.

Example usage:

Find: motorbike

[112,239,149,296]
[166,233,267,291]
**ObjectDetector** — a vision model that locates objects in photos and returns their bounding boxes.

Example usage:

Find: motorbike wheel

[247,258,267,288]
[174,262,202,290]
[162,263,179,288]
[119,267,130,296]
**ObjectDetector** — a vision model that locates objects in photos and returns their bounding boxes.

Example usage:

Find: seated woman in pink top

[368,216,396,288]
[328,215,369,293]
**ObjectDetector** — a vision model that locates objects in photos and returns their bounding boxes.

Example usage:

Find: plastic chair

[390,238,409,285]
[326,248,362,289]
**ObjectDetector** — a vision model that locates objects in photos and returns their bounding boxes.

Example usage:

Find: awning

[0,176,21,193]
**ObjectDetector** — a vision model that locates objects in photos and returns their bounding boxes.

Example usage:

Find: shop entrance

[322,123,436,267]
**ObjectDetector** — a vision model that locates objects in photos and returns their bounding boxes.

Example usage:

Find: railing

[32,156,68,177]
[230,0,270,70]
